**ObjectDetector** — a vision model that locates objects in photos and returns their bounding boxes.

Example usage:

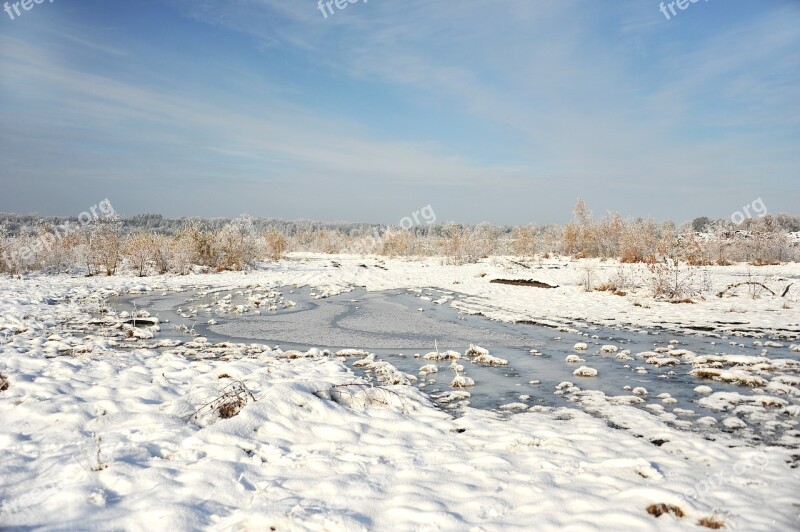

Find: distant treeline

[1,201,798,277]
[2,211,800,236]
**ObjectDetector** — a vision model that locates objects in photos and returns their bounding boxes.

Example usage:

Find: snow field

[1,257,800,529]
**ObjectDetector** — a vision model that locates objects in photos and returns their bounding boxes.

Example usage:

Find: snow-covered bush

[619,218,661,264]
[381,229,414,257]
[213,216,261,271]
[170,227,202,274]
[511,226,537,259]
[647,254,709,301]
[442,223,497,265]
[563,200,593,258]
[124,233,157,277]
[442,224,475,265]
[151,234,172,274]
[80,221,123,276]
[742,219,792,265]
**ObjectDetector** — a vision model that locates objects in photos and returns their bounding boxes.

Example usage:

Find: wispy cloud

[1,0,798,221]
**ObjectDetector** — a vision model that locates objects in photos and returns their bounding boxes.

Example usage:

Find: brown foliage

[646,503,685,518]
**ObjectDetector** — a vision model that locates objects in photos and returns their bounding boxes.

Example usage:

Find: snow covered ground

[2,255,799,530]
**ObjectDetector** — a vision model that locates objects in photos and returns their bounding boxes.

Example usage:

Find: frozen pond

[115,285,800,448]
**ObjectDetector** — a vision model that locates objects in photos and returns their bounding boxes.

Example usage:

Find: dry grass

[751,258,780,266]
[595,281,628,296]
[698,514,725,529]
[0,373,8,392]
[646,503,685,518]
[217,397,246,419]
[189,380,256,422]
[595,281,615,292]
[691,368,721,380]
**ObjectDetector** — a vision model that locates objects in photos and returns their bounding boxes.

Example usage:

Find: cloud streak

[1,0,798,222]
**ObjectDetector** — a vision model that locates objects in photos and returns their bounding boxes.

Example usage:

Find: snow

[469,353,508,366]
[424,350,460,361]
[2,255,800,529]
[573,365,598,377]
[419,363,438,375]
[449,375,475,388]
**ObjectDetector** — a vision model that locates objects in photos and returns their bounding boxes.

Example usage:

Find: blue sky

[1,0,798,224]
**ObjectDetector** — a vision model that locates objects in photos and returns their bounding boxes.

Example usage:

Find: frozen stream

[115,286,800,449]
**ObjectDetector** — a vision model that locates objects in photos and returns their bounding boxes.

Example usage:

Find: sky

[0,0,798,225]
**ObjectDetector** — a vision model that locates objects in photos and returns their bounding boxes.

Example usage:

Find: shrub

[124,233,157,277]
[443,224,479,265]
[151,234,172,274]
[213,216,260,271]
[83,222,122,276]
[264,229,287,260]
[170,227,202,274]
[511,226,537,259]
[381,229,414,257]
[647,252,709,300]
[620,218,661,263]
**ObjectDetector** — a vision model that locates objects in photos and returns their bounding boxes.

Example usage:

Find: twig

[781,283,792,297]
[508,259,531,270]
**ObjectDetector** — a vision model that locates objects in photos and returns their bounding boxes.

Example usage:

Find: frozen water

[116,286,800,446]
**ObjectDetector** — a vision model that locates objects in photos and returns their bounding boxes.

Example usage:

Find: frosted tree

[213,215,261,271]
[125,233,157,277]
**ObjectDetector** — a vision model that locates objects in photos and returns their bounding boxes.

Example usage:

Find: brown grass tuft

[0,373,8,392]
[595,281,615,292]
[698,515,725,529]
[647,503,685,518]
[217,397,245,419]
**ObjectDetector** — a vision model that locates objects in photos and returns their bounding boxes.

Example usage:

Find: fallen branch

[508,259,531,270]
[717,281,776,298]
[490,278,558,289]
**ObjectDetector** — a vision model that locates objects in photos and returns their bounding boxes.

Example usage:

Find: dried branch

[717,281,777,298]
